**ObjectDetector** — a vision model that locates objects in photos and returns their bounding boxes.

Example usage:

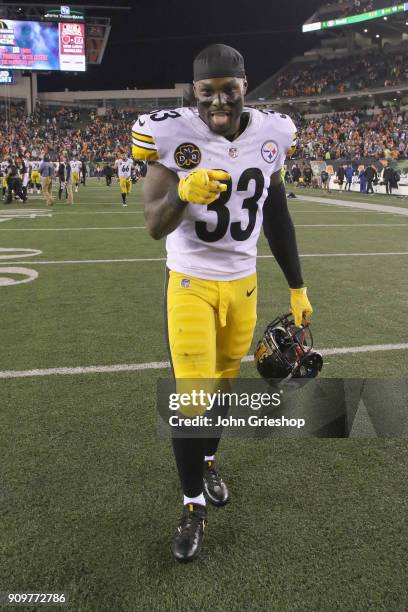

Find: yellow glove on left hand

[290,287,313,327]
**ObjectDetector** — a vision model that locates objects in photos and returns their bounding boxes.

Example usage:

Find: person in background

[291,164,301,187]
[58,158,67,201]
[20,155,30,201]
[336,165,345,191]
[303,165,313,188]
[391,168,400,193]
[5,159,25,204]
[345,165,354,191]
[321,168,330,193]
[103,161,114,186]
[39,155,55,206]
[65,156,74,205]
[359,167,368,194]
[365,165,377,195]
[70,156,81,193]
[81,159,87,186]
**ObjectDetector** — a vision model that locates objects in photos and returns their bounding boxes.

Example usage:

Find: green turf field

[1,180,408,611]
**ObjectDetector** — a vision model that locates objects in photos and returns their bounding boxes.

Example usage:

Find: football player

[30,158,42,194]
[115,152,133,207]
[1,158,9,200]
[132,44,313,563]
[70,156,82,193]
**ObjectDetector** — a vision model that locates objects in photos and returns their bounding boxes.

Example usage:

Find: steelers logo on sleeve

[174,143,202,169]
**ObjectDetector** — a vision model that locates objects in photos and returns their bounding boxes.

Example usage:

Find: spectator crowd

[271,47,408,99]
[293,106,408,161]
[1,102,136,163]
[1,100,408,167]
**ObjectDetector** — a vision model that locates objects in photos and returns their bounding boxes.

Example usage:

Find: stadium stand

[248,44,408,102]
[294,106,408,161]
[267,46,408,99]
[1,102,137,161]
[1,100,407,171]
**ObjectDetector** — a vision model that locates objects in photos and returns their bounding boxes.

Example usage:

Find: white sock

[184,493,206,507]
[204,455,215,462]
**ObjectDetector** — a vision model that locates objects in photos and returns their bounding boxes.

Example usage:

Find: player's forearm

[262,181,304,289]
[144,184,187,240]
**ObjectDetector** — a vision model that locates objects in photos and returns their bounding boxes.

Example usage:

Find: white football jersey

[132,107,296,280]
[116,158,133,178]
[1,160,9,175]
[70,160,82,173]
[30,160,40,171]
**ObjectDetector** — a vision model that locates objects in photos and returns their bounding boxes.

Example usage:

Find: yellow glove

[290,287,313,327]
[178,169,230,205]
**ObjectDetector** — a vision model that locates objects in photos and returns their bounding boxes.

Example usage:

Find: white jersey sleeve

[132,115,160,162]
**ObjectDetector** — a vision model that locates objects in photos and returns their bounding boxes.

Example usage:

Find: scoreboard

[0,19,86,71]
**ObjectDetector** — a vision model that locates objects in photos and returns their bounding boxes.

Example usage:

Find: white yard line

[1,252,408,265]
[0,343,406,379]
[297,195,408,216]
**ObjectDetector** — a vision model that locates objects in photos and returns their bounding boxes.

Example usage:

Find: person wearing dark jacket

[365,165,378,194]
[58,160,68,200]
[291,164,301,186]
[81,160,87,186]
[383,166,394,195]
[102,162,114,186]
[303,166,313,187]
[391,169,400,191]
[6,162,26,204]
[336,166,345,191]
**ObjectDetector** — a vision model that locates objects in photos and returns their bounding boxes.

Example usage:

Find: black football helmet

[255,313,323,384]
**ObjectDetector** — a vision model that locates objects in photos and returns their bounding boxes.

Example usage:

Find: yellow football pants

[119,177,132,194]
[31,171,40,185]
[166,270,257,381]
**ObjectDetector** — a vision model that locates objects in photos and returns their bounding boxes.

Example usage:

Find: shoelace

[178,512,204,537]
[205,466,222,486]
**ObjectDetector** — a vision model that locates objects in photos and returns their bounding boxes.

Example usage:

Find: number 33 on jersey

[131,107,296,281]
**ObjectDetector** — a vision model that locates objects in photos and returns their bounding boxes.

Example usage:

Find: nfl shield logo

[229,147,238,158]
[181,278,191,288]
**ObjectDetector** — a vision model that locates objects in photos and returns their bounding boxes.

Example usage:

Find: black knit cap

[193,43,245,81]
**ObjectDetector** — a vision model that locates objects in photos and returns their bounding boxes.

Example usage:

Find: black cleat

[203,460,230,507]
[172,503,207,563]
